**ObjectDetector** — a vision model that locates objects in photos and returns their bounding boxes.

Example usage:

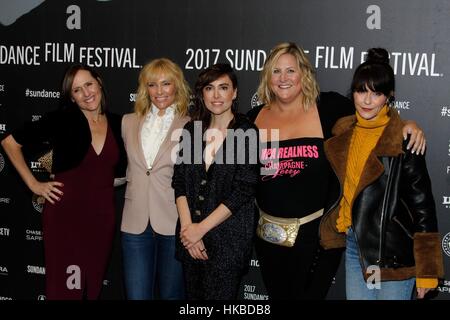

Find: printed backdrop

[0,0,449,300]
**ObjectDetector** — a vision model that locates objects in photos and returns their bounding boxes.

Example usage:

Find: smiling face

[202,74,237,117]
[147,73,176,111]
[353,86,388,121]
[269,53,303,104]
[71,69,103,113]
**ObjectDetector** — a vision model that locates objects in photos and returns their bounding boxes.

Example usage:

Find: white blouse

[141,104,175,168]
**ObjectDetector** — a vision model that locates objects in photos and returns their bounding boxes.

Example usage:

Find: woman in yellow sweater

[320,48,444,299]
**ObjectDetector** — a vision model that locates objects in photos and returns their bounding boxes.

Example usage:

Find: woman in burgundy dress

[1,65,126,299]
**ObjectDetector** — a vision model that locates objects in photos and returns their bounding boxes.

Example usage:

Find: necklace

[89,114,102,124]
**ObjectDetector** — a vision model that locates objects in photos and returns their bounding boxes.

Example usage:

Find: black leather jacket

[320,110,444,281]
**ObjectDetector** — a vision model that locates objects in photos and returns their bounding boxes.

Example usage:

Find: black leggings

[255,233,344,300]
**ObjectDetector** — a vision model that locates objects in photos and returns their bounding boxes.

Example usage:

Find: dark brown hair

[351,48,395,99]
[60,64,107,113]
[191,63,238,131]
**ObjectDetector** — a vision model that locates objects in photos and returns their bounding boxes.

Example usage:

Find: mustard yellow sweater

[337,105,436,289]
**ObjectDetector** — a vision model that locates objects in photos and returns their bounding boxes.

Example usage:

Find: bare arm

[176,196,193,228]
[1,135,63,204]
[181,203,231,249]
[176,196,209,260]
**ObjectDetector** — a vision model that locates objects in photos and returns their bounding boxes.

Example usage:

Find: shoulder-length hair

[257,42,319,111]
[191,63,238,131]
[134,58,191,117]
[61,64,107,113]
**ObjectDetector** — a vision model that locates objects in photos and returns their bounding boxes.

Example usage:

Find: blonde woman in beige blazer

[121,58,190,300]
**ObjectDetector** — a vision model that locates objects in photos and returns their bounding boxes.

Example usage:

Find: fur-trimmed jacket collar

[320,109,444,281]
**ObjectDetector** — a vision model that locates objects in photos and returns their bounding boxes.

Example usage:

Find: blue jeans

[345,228,415,300]
[121,223,185,300]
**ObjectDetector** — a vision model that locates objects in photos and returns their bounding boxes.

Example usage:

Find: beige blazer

[121,112,189,235]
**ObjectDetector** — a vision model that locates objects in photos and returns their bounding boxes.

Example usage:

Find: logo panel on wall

[443,196,450,209]
[441,106,450,118]
[0,265,8,275]
[438,280,450,295]
[30,160,46,174]
[0,197,11,204]
[26,265,45,275]
[448,140,450,157]
[442,232,450,257]
[251,92,262,108]
[391,100,411,114]
[0,227,10,237]
[26,229,43,241]
[32,194,44,213]
[0,152,5,172]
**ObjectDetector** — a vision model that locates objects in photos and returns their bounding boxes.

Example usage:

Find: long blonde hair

[134,58,191,117]
[257,42,319,111]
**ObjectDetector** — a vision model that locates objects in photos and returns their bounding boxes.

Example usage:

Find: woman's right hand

[30,180,64,204]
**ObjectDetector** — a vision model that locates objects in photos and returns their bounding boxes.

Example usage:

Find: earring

[387,96,395,107]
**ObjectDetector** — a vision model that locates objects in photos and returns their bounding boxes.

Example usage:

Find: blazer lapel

[136,114,149,169]
[152,115,186,166]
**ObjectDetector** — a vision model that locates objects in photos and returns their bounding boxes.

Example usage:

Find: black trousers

[255,223,344,300]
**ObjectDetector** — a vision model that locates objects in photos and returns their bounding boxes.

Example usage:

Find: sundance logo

[391,101,411,113]
[442,232,450,258]
[27,265,45,275]
[0,265,8,275]
[0,227,10,236]
[0,296,13,300]
[32,194,45,213]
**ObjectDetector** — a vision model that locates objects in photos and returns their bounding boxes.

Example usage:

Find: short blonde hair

[134,58,191,117]
[257,42,319,111]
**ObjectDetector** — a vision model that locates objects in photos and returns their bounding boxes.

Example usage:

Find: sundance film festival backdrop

[0,0,449,300]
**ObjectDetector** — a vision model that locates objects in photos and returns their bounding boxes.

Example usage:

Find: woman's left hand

[417,287,432,299]
[403,121,426,155]
[186,240,209,260]
[180,223,206,249]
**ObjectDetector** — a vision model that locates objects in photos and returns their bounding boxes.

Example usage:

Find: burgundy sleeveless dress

[42,124,119,299]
